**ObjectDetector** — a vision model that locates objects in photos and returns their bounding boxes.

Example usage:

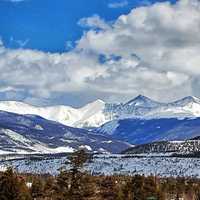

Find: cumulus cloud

[77,0,200,101]
[0,0,200,106]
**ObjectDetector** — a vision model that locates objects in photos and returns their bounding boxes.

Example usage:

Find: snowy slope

[109,95,200,119]
[96,117,200,144]
[0,101,79,126]
[146,96,200,119]
[74,100,108,127]
[0,111,131,155]
[0,128,74,154]
[1,95,200,128]
[0,100,109,128]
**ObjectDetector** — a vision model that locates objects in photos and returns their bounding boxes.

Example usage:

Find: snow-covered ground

[1,154,200,178]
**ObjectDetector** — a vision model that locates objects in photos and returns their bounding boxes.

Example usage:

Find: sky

[0,0,200,107]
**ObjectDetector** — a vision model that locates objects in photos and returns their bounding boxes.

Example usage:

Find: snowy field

[1,154,200,178]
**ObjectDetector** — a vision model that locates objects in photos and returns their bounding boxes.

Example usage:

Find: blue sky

[1,0,200,107]
[0,0,176,53]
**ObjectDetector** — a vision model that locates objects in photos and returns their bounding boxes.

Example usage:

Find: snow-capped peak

[124,95,161,108]
[74,99,106,128]
[171,96,200,106]
[0,99,107,128]
[80,99,105,112]
[1,95,200,129]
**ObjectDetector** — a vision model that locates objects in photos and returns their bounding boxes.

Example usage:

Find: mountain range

[0,95,200,129]
[1,95,200,155]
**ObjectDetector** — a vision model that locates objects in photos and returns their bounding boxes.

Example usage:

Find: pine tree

[54,170,70,200]
[30,177,44,199]
[43,176,55,199]
[0,167,21,200]
[99,176,118,200]
[195,190,200,200]
[143,176,157,199]
[54,150,94,200]
[116,179,133,200]
[132,175,145,200]
[67,149,89,171]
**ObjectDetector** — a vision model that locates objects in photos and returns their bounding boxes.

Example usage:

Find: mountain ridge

[96,117,200,144]
[123,139,200,155]
[0,110,131,155]
[0,95,200,128]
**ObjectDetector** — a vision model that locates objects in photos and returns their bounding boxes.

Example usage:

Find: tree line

[1,150,200,200]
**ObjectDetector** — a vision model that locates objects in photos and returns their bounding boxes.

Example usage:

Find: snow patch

[79,145,92,151]
[34,124,44,130]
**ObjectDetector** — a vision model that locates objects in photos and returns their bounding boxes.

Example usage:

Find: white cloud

[1,0,200,105]
[77,0,200,100]
[108,0,129,9]
[78,15,110,30]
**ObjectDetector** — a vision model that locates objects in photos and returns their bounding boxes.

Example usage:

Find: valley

[1,153,200,178]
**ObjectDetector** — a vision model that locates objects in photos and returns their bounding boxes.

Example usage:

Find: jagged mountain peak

[1,95,200,129]
[171,96,200,106]
[125,95,161,108]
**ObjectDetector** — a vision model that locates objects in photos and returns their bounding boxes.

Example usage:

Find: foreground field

[1,154,200,178]
[1,151,200,200]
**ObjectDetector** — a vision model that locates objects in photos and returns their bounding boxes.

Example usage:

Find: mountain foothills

[123,139,200,155]
[96,117,200,144]
[1,95,200,154]
[0,111,130,154]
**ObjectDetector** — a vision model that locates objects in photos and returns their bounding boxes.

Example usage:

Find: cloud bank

[0,0,200,106]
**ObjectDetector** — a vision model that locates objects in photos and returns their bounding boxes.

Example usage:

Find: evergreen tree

[30,177,44,199]
[43,176,55,199]
[54,150,94,200]
[116,179,133,200]
[0,167,21,200]
[132,175,145,200]
[99,176,118,200]
[54,170,70,200]
[195,190,200,200]
[143,176,157,199]
[67,149,89,171]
